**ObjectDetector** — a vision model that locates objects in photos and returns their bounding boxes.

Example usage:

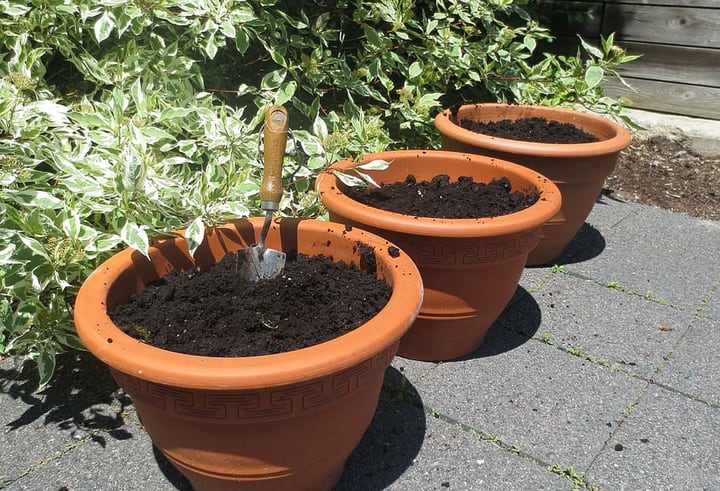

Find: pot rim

[73,218,423,389]
[315,149,562,238]
[434,103,632,158]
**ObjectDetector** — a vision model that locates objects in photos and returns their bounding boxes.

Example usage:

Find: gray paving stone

[654,316,720,406]
[585,196,640,233]
[552,204,634,267]
[391,357,439,385]
[531,273,694,379]
[565,204,720,309]
[339,390,574,491]
[587,386,720,491]
[518,264,554,289]
[5,423,189,491]
[412,330,647,472]
[701,284,720,321]
[1,354,130,482]
[611,205,720,256]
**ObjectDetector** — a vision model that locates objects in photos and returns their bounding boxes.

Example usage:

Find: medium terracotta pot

[434,103,631,265]
[73,218,422,491]
[315,150,561,361]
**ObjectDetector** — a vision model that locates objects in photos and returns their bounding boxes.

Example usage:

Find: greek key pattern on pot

[111,347,394,422]
[409,229,540,267]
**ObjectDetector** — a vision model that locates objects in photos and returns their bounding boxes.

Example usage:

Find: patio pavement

[2,192,719,491]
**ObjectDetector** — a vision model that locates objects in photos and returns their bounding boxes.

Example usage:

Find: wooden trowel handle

[261,105,289,211]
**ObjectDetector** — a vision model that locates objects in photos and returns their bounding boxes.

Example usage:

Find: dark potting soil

[457,116,599,144]
[342,174,540,218]
[109,250,392,357]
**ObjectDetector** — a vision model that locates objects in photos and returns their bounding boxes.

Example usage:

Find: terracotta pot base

[394,231,533,361]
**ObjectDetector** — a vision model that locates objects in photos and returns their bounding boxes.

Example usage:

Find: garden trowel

[239,105,289,281]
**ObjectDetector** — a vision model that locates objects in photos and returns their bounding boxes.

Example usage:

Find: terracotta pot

[315,150,561,361]
[434,103,631,265]
[73,218,423,491]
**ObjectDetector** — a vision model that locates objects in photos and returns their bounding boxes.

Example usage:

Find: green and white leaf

[356,159,391,171]
[120,220,150,257]
[184,216,206,258]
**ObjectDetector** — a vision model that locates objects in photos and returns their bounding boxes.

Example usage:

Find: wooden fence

[539,0,720,120]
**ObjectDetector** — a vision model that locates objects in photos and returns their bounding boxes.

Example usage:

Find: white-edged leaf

[357,159,391,171]
[120,147,146,192]
[303,140,326,159]
[235,30,250,54]
[218,201,250,217]
[408,61,422,80]
[579,36,603,58]
[354,170,380,188]
[313,114,328,140]
[7,189,63,209]
[4,3,31,15]
[204,32,218,59]
[585,66,604,89]
[523,36,536,53]
[0,243,17,263]
[85,235,122,253]
[332,170,367,188]
[141,126,175,141]
[61,213,82,240]
[27,101,69,125]
[120,221,150,257]
[275,81,297,105]
[68,112,108,128]
[158,107,196,121]
[94,10,114,43]
[417,92,443,107]
[260,69,287,90]
[159,156,190,166]
[184,217,205,258]
[130,78,145,112]
[36,348,56,388]
[17,235,51,260]
[220,19,237,38]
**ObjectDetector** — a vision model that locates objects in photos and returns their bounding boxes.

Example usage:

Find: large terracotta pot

[315,150,561,361]
[434,103,631,265]
[73,218,423,491]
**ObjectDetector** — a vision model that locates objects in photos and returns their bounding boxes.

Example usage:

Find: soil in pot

[109,249,392,357]
[455,115,599,144]
[341,174,540,218]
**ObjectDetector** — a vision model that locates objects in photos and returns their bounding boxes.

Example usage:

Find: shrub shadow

[1,351,133,443]
[334,366,426,490]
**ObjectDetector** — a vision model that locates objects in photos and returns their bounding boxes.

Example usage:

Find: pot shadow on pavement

[539,222,606,267]
[152,366,426,491]
[335,366,426,490]
[535,193,619,267]
[458,286,542,361]
[152,446,194,490]
[556,222,606,265]
[1,351,133,443]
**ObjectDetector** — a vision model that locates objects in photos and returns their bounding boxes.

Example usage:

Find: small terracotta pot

[73,218,422,491]
[315,150,561,361]
[434,103,631,265]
